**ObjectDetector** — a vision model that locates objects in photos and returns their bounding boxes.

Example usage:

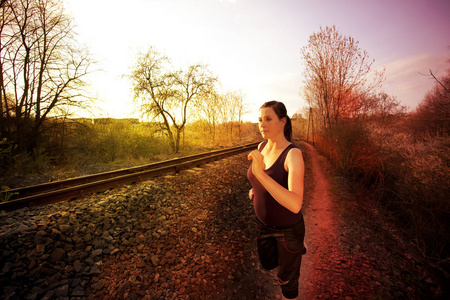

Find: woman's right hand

[249,188,254,200]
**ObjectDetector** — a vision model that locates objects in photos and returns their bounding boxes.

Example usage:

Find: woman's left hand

[248,150,265,176]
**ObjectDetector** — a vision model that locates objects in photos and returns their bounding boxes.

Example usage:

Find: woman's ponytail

[284,115,292,142]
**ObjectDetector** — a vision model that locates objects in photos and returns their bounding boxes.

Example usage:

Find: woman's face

[258,107,285,140]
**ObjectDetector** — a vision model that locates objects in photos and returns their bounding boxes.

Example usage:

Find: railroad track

[0,142,259,211]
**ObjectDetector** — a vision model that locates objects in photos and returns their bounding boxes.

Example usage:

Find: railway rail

[0,142,259,211]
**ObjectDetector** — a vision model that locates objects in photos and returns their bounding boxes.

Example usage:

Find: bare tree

[215,92,230,128]
[194,90,220,142]
[300,25,385,132]
[173,64,217,151]
[193,89,248,143]
[361,92,407,127]
[229,90,247,141]
[412,67,450,137]
[0,0,92,152]
[129,47,217,153]
[221,91,237,139]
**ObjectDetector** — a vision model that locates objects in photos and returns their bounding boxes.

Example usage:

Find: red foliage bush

[314,122,449,270]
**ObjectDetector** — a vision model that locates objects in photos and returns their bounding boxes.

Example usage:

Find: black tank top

[247,141,302,226]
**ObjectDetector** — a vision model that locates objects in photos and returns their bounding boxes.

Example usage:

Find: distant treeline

[0,117,260,175]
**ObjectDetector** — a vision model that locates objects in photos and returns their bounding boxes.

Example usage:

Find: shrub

[2,147,51,176]
[315,122,383,187]
[0,138,16,172]
[314,121,449,269]
[369,126,450,266]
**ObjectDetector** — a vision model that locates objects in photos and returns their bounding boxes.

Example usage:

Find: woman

[247,101,306,300]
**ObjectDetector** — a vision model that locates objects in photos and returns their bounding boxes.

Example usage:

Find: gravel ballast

[1,153,278,299]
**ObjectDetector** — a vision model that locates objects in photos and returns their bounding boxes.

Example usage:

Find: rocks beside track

[1,154,278,299]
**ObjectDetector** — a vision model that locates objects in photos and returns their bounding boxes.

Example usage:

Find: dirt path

[294,141,383,299]
[293,141,443,299]
[298,141,341,299]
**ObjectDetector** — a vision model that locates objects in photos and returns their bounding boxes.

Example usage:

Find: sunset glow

[64,0,450,120]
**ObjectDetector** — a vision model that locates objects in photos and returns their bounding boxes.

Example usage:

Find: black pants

[256,216,306,299]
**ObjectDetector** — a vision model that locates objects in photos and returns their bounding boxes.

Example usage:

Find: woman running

[247,100,306,300]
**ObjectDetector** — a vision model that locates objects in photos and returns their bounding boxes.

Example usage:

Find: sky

[63,0,450,121]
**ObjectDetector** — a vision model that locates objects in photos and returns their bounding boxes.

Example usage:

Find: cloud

[381,51,449,108]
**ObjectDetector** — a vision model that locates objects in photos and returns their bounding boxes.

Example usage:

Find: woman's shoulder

[286,145,303,161]
[284,144,304,171]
